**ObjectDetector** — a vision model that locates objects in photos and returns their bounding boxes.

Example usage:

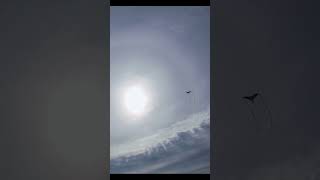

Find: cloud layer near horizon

[110,107,210,174]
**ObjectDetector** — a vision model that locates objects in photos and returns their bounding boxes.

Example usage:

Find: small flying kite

[242,92,273,132]
[242,93,259,103]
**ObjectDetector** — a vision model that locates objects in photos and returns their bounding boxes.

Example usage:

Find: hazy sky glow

[110,6,210,174]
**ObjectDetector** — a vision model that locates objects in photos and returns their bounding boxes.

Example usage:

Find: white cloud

[110,106,210,159]
[110,106,210,174]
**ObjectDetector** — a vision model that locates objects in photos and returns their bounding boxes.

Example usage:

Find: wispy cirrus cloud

[110,107,210,174]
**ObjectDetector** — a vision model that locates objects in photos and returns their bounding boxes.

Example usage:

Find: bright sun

[124,85,149,116]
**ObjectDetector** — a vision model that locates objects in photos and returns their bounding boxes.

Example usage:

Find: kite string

[193,93,195,113]
[194,93,197,113]
[245,101,259,134]
[259,94,273,130]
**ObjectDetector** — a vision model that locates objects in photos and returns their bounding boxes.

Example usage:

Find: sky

[110,6,210,174]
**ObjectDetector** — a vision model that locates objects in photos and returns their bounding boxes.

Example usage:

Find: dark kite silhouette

[242,92,273,133]
[242,93,259,103]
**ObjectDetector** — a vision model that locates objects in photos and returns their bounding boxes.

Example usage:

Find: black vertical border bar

[106,0,111,179]
[210,0,215,178]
